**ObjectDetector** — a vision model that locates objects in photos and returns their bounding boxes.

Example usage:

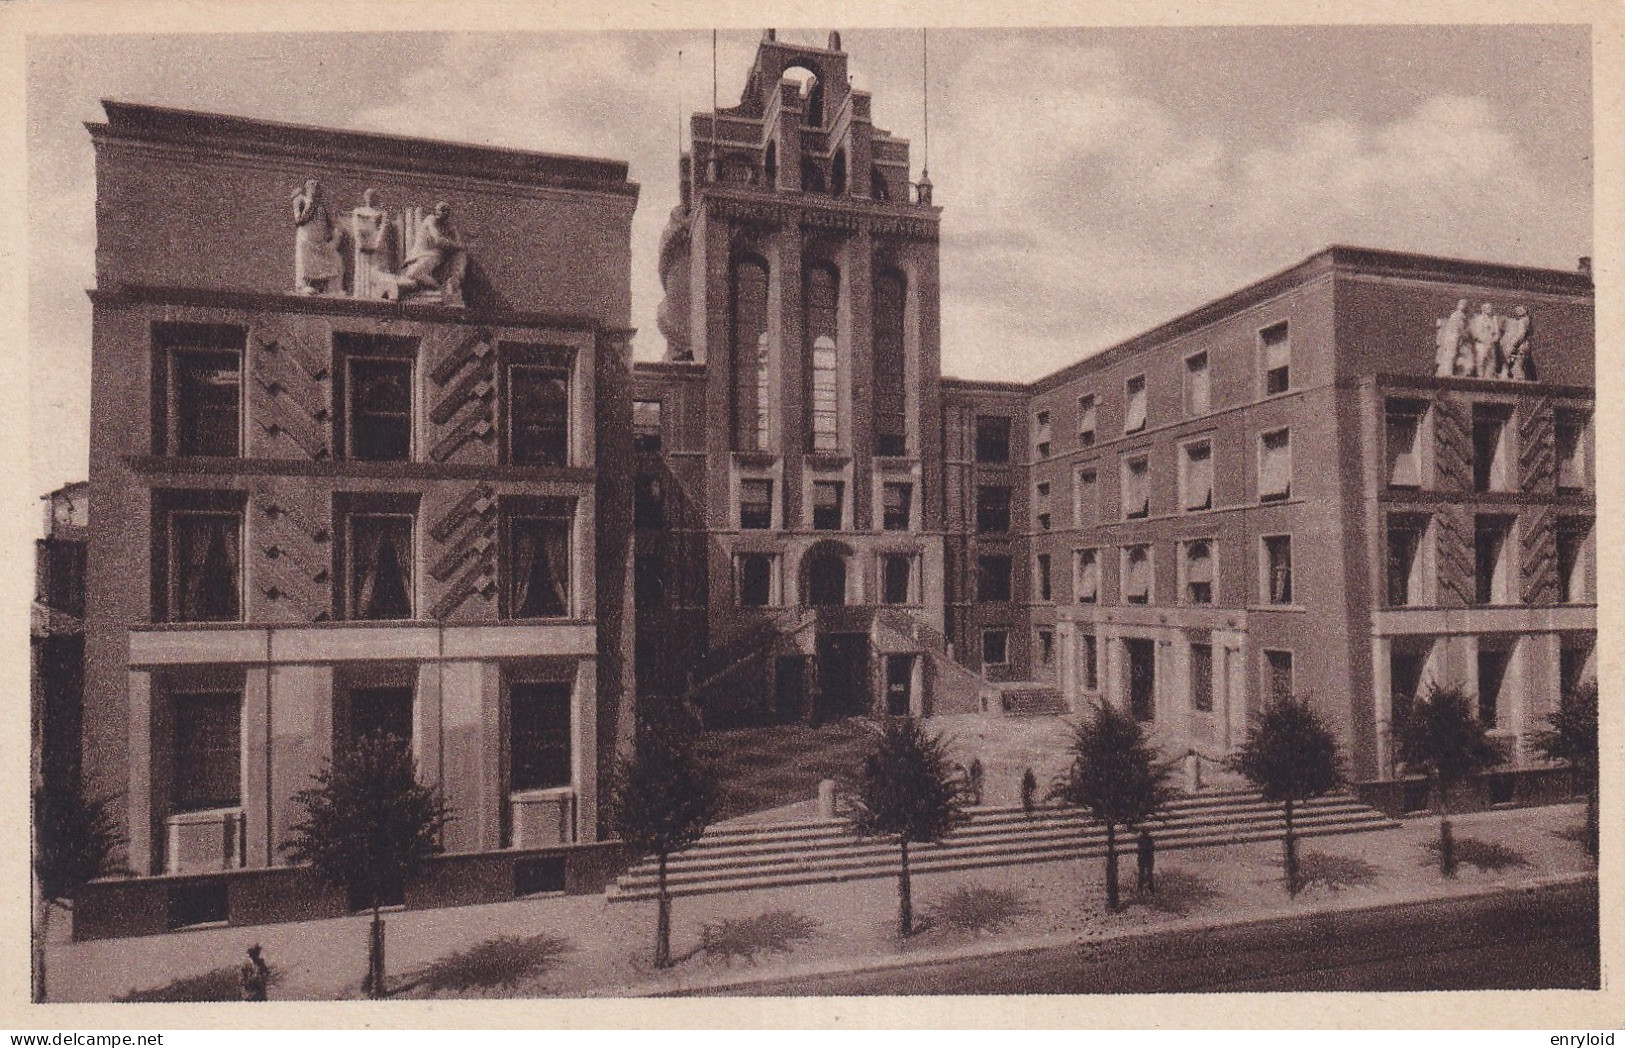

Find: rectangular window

[1191,643,1214,712]
[1034,480,1051,532]
[171,690,242,812]
[974,416,1011,463]
[504,503,572,619]
[739,479,773,530]
[1472,404,1512,493]
[736,552,776,607]
[1122,455,1150,519]
[1181,440,1214,511]
[1079,633,1099,691]
[882,482,913,531]
[632,399,663,453]
[1264,535,1293,605]
[1034,410,1052,459]
[1473,515,1514,605]
[977,555,1013,603]
[510,681,571,791]
[1122,544,1152,605]
[811,481,844,530]
[1036,553,1052,602]
[881,553,915,605]
[1560,640,1593,700]
[503,346,572,467]
[809,342,839,453]
[1555,410,1588,492]
[159,502,243,624]
[981,629,1009,667]
[1261,322,1290,395]
[1077,395,1097,447]
[1183,539,1214,604]
[1386,401,1426,488]
[1075,468,1098,526]
[634,554,665,608]
[1124,374,1148,434]
[1036,628,1055,668]
[337,335,417,462]
[634,474,664,530]
[1477,646,1510,730]
[1184,352,1210,416]
[1556,517,1591,603]
[1265,649,1294,702]
[348,685,413,747]
[1259,428,1291,502]
[1074,549,1099,604]
[976,485,1012,534]
[1386,514,1429,607]
[154,323,246,458]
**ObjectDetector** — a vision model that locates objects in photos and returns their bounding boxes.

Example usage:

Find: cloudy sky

[26,26,1591,495]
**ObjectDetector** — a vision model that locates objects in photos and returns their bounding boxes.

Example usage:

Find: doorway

[774,656,808,722]
[1126,638,1155,722]
[806,552,847,606]
[816,634,869,717]
[885,654,914,717]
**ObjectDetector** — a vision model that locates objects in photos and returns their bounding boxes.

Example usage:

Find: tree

[33,786,128,1002]
[1394,682,1500,877]
[283,732,451,997]
[1535,679,1598,860]
[607,698,719,968]
[1049,703,1177,912]
[1227,695,1345,896]
[842,717,966,936]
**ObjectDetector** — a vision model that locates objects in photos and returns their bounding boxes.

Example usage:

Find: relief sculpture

[1434,299,1535,380]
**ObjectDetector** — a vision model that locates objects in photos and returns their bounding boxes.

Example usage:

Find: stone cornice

[702,188,940,240]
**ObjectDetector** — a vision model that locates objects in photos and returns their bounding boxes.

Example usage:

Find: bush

[697,911,821,964]
[926,885,1034,934]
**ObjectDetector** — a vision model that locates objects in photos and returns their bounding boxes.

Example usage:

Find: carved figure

[1435,298,1470,377]
[1498,305,1534,380]
[292,180,343,294]
[350,188,397,300]
[1469,301,1501,378]
[393,201,467,304]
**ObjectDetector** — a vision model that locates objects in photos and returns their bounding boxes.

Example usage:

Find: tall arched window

[731,258,770,450]
[804,263,840,453]
[873,270,907,456]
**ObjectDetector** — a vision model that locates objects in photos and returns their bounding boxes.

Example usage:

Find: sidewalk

[44,801,1595,1002]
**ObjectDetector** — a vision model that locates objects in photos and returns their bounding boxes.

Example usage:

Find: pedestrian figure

[239,943,270,1001]
[1136,827,1156,895]
[1020,768,1038,816]
[968,759,984,806]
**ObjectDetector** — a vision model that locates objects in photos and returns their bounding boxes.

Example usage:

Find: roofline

[88,100,639,198]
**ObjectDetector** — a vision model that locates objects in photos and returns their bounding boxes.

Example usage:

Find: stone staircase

[607,788,1400,903]
[990,681,1067,717]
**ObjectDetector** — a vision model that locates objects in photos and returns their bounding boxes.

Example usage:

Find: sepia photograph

[16,8,1609,1020]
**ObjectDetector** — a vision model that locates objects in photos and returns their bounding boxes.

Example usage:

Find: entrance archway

[801,541,851,607]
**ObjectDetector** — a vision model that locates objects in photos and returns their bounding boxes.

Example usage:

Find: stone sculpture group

[1435,298,1535,381]
[292,180,469,305]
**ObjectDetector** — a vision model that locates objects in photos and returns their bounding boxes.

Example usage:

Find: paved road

[692,880,1599,995]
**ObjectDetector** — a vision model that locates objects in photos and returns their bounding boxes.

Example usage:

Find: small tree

[33,786,128,1002]
[1395,682,1500,877]
[842,717,965,936]
[1049,703,1176,912]
[1228,695,1345,896]
[607,698,719,968]
[283,732,451,997]
[1535,679,1598,860]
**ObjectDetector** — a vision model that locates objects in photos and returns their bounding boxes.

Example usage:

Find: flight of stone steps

[607,788,1399,903]
[990,682,1068,717]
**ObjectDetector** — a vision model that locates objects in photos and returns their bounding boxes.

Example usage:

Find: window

[1473,515,1514,605]
[634,474,664,529]
[1191,643,1214,712]
[981,629,1009,667]
[1181,440,1213,511]
[1555,410,1588,492]
[1079,633,1099,691]
[503,500,573,619]
[1258,428,1291,502]
[337,335,416,462]
[739,479,773,530]
[634,554,665,608]
[1124,374,1147,434]
[1477,645,1510,729]
[1075,468,1098,526]
[157,496,243,623]
[1557,517,1591,603]
[1261,322,1290,395]
[1122,455,1150,519]
[874,271,907,456]
[806,265,841,453]
[1184,352,1210,415]
[736,553,776,607]
[171,690,241,812]
[882,482,912,531]
[1074,549,1099,604]
[509,681,571,791]
[633,400,663,453]
[1122,544,1151,605]
[1386,400,1426,488]
[1034,410,1052,459]
[977,555,1013,603]
[975,416,1011,463]
[1264,535,1293,605]
[1035,481,1051,531]
[1036,628,1055,668]
[1561,639,1594,700]
[732,259,770,451]
[156,323,245,457]
[811,481,844,530]
[503,346,572,467]
[1183,539,1214,604]
[1077,395,1097,447]
[1386,514,1430,607]
[348,685,413,747]
[976,485,1012,533]
[1264,650,1294,702]
[1035,553,1052,602]
[881,553,915,605]
[1472,404,1512,493]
